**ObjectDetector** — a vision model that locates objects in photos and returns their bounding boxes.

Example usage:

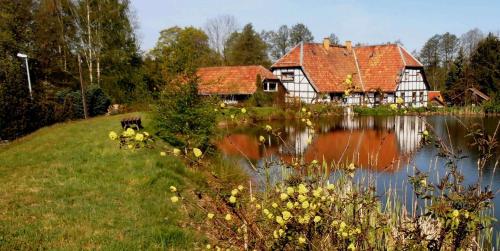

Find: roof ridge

[271,43,301,68]
[352,49,365,91]
[397,45,407,66]
[399,45,423,66]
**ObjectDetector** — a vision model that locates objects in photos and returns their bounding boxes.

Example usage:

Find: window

[281,72,294,82]
[412,92,417,103]
[263,82,277,92]
[419,92,424,101]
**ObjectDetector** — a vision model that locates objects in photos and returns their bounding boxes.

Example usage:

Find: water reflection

[218,116,427,172]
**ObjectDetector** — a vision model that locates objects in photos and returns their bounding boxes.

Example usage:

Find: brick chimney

[323,37,330,49]
[345,40,352,51]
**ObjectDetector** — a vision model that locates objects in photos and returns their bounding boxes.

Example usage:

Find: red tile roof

[197,65,278,95]
[428,91,445,105]
[271,43,423,92]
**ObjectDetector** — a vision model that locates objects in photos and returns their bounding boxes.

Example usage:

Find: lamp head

[17,53,27,58]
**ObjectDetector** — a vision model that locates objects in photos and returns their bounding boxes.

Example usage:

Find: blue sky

[131,0,500,53]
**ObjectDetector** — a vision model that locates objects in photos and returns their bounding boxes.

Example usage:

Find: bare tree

[204,15,238,56]
[328,33,340,45]
[460,28,484,58]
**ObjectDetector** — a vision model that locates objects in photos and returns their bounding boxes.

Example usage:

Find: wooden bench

[121,117,143,130]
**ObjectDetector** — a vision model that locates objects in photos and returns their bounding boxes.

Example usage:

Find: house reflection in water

[217,116,426,173]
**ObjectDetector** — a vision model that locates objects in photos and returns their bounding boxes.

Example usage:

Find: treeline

[417,29,500,107]
[0,0,142,140]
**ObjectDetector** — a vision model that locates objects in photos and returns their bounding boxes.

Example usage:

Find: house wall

[272,67,317,104]
[395,68,428,107]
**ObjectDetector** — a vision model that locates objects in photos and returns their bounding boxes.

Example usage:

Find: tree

[419,34,443,90]
[224,23,270,67]
[440,32,459,67]
[263,25,291,61]
[289,23,314,46]
[469,33,500,96]
[158,26,219,79]
[328,33,340,45]
[460,28,484,58]
[444,48,467,103]
[204,15,238,57]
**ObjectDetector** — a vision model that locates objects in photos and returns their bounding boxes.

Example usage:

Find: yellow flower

[263,209,270,215]
[339,221,347,229]
[193,148,203,158]
[276,216,285,225]
[298,184,309,194]
[298,194,307,202]
[259,135,265,142]
[390,103,398,110]
[452,209,460,218]
[231,189,238,196]
[344,90,350,96]
[286,201,294,209]
[282,211,292,221]
[298,236,306,244]
[306,120,313,127]
[135,133,144,141]
[464,211,469,218]
[267,213,274,219]
[144,132,149,137]
[348,242,356,250]
[170,196,179,203]
[327,183,335,190]
[229,196,237,204]
[272,202,278,208]
[255,204,261,209]
[301,201,309,209]
[169,186,177,192]
[225,214,232,221]
[280,193,289,201]
[127,144,134,149]
[207,213,214,219]
[214,108,218,112]
[160,151,166,156]
[396,97,404,104]
[241,108,246,114]
[286,187,295,195]
[237,185,244,191]
[206,244,211,249]
[301,107,307,112]
[250,196,256,202]
[230,114,235,119]
[420,179,427,187]
[220,103,226,108]
[313,216,321,223]
[173,148,181,156]
[265,125,272,131]
[273,230,279,239]
[348,163,356,170]
[278,228,284,236]
[124,128,135,137]
[423,130,429,136]
[108,131,118,140]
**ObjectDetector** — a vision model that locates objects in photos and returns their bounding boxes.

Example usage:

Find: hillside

[0,113,202,250]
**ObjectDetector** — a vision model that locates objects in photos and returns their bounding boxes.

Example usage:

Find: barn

[271,39,430,107]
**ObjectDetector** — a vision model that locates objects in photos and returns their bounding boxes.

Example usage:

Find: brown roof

[197,65,278,95]
[271,43,423,92]
[428,91,446,105]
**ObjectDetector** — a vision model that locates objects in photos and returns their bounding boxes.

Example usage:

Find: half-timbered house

[197,65,286,104]
[271,39,430,107]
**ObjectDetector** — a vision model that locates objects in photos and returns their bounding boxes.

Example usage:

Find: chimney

[323,37,330,49]
[345,40,352,51]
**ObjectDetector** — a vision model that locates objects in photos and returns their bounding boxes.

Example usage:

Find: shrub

[153,77,216,151]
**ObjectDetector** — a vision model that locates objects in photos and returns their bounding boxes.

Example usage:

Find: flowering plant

[108,128,153,149]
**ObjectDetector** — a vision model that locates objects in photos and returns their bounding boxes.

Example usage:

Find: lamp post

[16,53,32,99]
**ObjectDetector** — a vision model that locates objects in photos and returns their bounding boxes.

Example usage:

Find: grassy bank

[353,104,489,116]
[0,113,205,250]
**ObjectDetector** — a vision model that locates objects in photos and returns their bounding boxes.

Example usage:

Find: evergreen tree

[469,33,500,96]
[224,23,270,67]
[444,49,467,103]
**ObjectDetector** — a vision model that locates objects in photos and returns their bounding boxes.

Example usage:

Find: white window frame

[281,72,294,82]
[263,81,278,92]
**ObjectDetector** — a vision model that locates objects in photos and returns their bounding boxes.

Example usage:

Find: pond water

[217,115,500,230]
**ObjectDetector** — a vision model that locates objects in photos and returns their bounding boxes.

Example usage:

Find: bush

[54,86,111,120]
[153,77,216,151]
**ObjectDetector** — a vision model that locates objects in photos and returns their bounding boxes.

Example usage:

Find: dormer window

[281,72,294,82]
[263,81,277,92]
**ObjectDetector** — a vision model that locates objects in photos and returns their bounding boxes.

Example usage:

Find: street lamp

[17,52,32,99]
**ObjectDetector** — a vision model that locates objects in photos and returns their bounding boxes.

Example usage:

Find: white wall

[395,68,428,107]
[273,67,317,104]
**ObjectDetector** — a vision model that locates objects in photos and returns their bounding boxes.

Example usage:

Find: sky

[130,0,500,53]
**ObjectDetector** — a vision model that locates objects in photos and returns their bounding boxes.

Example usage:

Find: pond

[217,115,500,230]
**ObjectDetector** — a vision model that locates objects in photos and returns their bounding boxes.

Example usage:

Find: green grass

[0,113,204,250]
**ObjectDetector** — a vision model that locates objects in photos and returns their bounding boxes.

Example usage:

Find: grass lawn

[0,113,204,250]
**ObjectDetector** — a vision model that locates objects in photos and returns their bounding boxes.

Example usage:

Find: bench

[121,117,143,130]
